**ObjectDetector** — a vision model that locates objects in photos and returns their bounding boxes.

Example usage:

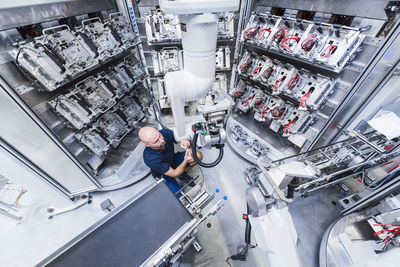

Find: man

[138,126,203,196]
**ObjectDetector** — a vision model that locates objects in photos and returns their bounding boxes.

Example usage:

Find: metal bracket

[47,194,92,219]
[193,240,202,252]
[15,84,35,95]
[393,65,400,76]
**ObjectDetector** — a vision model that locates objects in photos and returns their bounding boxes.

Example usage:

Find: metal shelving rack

[0,3,153,195]
[227,0,393,165]
[142,9,236,110]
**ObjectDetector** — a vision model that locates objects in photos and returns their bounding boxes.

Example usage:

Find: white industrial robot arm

[160,0,239,139]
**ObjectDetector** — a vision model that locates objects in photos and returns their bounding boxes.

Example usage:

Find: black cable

[244,209,252,244]
[15,46,37,66]
[53,97,60,112]
[192,133,224,168]
[15,48,22,67]
[226,205,252,263]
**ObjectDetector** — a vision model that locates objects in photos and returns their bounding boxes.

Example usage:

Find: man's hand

[179,140,191,149]
[185,149,198,166]
[185,149,193,162]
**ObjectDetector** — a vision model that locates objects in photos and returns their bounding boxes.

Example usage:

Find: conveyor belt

[40,181,193,267]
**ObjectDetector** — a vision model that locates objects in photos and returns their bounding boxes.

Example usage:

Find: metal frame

[229,0,398,160]
[0,0,154,196]
[310,19,400,148]
[0,137,71,198]
[0,77,102,196]
[0,0,117,31]
[256,0,389,20]
[230,0,253,92]
[37,180,194,266]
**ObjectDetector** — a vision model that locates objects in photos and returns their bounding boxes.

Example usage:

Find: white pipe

[164,13,218,140]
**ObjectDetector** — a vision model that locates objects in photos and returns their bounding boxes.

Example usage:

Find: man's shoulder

[160,128,176,143]
[144,147,160,156]
[160,128,173,137]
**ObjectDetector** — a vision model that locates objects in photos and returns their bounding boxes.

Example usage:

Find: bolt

[47,208,55,213]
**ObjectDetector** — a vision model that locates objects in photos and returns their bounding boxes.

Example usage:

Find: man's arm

[163,150,190,178]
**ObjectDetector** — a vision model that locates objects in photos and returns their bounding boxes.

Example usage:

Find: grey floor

[0,127,344,267]
[178,145,344,267]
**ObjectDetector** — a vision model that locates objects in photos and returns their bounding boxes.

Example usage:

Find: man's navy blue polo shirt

[143,128,177,177]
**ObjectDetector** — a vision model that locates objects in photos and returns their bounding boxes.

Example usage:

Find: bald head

[139,126,165,150]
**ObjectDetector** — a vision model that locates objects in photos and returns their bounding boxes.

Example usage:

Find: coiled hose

[192,133,224,168]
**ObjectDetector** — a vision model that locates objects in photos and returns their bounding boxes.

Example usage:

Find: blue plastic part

[223,196,228,200]
[216,189,220,193]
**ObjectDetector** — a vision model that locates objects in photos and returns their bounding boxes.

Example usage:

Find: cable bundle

[254,98,265,109]
[262,67,274,80]
[243,26,260,41]
[271,107,283,118]
[242,94,254,107]
[239,61,252,73]
[272,28,288,43]
[301,33,318,52]
[281,34,301,50]
[299,89,312,109]
[374,223,400,249]
[231,90,245,98]
[283,119,297,134]
[258,28,271,42]
[286,73,300,92]
[252,66,262,77]
[259,108,270,119]
[272,76,286,93]
[321,44,337,58]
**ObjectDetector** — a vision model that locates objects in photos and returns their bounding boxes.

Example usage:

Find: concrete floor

[0,140,344,267]
[180,146,269,267]
[179,145,343,267]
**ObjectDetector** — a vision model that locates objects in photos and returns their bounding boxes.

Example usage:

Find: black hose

[228,205,252,262]
[287,178,299,199]
[244,205,252,244]
[192,133,224,168]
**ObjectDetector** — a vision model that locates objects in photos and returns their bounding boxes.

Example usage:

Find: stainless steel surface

[321,194,400,266]
[0,78,100,195]
[267,125,400,196]
[0,5,152,193]
[257,0,390,20]
[311,21,400,148]
[343,58,400,136]
[226,115,291,165]
[0,0,116,31]
[0,140,347,267]
[230,1,386,157]
[342,175,400,215]
[257,157,292,202]
[0,136,71,197]
[230,0,252,92]
[0,207,23,221]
